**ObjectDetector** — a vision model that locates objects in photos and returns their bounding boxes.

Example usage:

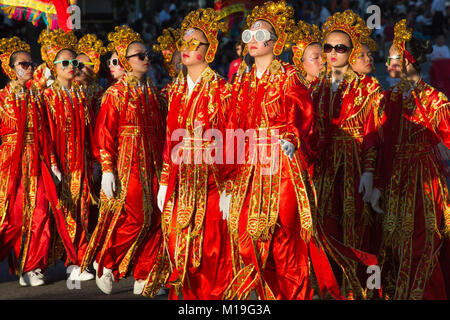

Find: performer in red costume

[155,8,234,300]
[0,36,76,286]
[222,1,319,300]
[152,27,182,106]
[38,28,94,282]
[292,20,324,88]
[310,10,384,299]
[81,25,166,296]
[75,33,107,120]
[371,20,450,300]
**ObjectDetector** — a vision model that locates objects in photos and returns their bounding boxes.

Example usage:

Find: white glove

[358,172,374,203]
[101,172,116,199]
[51,166,62,183]
[370,188,384,214]
[219,191,232,221]
[279,139,295,160]
[157,185,168,212]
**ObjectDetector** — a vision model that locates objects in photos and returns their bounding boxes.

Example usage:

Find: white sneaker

[96,267,114,294]
[68,265,95,281]
[133,280,145,295]
[19,269,45,287]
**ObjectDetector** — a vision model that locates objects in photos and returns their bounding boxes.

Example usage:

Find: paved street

[0,259,166,300]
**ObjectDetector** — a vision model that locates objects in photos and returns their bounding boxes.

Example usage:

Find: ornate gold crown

[38,28,78,74]
[0,36,31,80]
[361,36,377,52]
[322,10,371,65]
[393,19,413,66]
[107,25,143,72]
[153,27,181,77]
[76,33,107,75]
[292,21,323,70]
[180,8,226,63]
[246,0,297,56]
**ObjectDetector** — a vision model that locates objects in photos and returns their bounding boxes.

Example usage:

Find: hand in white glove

[370,188,384,214]
[219,191,232,221]
[101,172,116,199]
[51,166,62,183]
[358,172,374,203]
[279,139,295,160]
[157,185,168,212]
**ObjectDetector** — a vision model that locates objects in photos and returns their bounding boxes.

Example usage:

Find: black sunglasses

[323,43,352,53]
[15,61,35,69]
[125,52,150,61]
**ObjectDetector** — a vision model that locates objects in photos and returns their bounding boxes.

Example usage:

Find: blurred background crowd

[0,0,448,91]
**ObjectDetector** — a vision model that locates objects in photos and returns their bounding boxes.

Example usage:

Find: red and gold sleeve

[283,71,317,164]
[434,103,450,148]
[94,91,119,173]
[362,89,384,172]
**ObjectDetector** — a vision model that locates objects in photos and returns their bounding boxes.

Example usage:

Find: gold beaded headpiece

[292,21,323,73]
[361,36,377,52]
[0,36,31,80]
[107,25,143,72]
[180,8,226,63]
[76,33,107,75]
[38,28,78,75]
[322,10,371,65]
[393,19,414,66]
[153,27,181,78]
[246,0,297,56]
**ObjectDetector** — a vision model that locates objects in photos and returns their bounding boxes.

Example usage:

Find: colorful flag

[0,0,75,31]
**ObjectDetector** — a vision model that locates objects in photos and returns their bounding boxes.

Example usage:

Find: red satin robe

[376,78,450,300]
[223,60,318,300]
[42,80,94,266]
[310,69,383,299]
[83,74,165,287]
[158,67,234,300]
[0,81,77,274]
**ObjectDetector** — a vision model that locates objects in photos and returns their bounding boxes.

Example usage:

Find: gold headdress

[361,36,378,52]
[322,10,371,65]
[180,8,226,63]
[76,33,107,75]
[246,0,297,56]
[107,25,143,72]
[38,28,78,75]
[393,19,414,66]
[292,21,323,73]
[153,27,181,77]
[0,36,31,80]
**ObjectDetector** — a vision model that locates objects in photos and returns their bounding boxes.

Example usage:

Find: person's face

[126,42,150,74]
[180,28,209,67]
[386,45,402,79]
[108,52,125,80]
[324,31,352,68]
[247,20,276,58]
[54,49,76,81]
[302,43,324,79]
[12,52,34,83]
[352,44,373,74]
[75,53,94,82]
